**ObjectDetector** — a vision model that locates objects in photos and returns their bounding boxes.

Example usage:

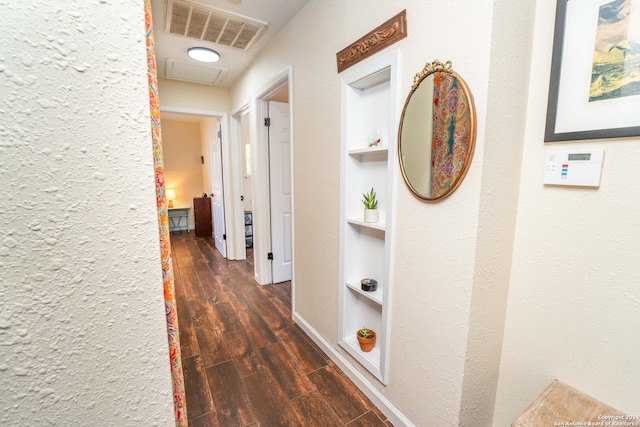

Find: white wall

[493,0,640,423]
[0,1,174,426]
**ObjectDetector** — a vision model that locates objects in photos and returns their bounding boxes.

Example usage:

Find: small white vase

[364,208,379,223]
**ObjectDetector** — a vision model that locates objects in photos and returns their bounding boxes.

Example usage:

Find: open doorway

[254,68,293,286]
[231,104,251,265]
[265,99,292,284]
[160,107,238,259]
[240,113,254,263]
[231,100,291,275]
[210,120,227,257]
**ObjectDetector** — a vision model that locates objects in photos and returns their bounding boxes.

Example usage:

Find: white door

[212,121,227,257]
[268,101,292,283]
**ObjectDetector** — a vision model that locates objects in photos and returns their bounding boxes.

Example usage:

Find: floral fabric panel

[145,0,187,424]
[431,73,471,198]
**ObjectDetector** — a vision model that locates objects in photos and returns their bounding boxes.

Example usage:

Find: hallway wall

[230,0,640,425]
[1,1,174,425]
[230,1,497,425]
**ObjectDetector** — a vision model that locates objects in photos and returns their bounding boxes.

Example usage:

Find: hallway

[171,232,392,426]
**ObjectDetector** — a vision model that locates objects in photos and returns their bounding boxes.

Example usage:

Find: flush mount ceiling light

[187,47,220,63]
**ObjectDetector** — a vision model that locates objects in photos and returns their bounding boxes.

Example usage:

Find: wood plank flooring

[170,231,393,427]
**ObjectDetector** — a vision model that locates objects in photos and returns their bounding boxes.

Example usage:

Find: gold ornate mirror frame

[398,60,477,201]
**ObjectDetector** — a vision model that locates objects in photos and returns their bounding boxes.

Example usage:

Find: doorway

[160,107,239,259]
[210,120,226,258]
[247,67,294,285]
[266,100,292,284]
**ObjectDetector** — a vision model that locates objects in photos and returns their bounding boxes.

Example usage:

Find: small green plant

[358,327,374,339]
[361,187,378,210]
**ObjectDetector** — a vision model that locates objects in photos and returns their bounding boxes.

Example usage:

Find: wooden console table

[168,207,190,232]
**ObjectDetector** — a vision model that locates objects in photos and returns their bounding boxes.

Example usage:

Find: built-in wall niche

[338,50,398,384]
[345,68,391,150]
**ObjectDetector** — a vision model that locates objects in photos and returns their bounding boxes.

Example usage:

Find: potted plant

[362,187,379,223]
[356,327,376,352]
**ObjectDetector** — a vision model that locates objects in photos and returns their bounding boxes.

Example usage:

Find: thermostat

[543,148,604,187]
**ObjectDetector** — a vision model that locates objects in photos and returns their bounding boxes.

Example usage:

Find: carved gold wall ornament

[336,10,407,73]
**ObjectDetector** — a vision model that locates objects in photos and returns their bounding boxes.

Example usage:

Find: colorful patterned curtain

[144,1,187,424]
[431,72,471,198]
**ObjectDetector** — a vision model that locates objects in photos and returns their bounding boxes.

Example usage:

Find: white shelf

[350,67,391,91]
[346,281,383,305]
[339,335,381,376]
[348,146,388,156]
[346,217,385,232]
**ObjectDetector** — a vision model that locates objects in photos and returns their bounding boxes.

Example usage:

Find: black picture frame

[545,0,640,142]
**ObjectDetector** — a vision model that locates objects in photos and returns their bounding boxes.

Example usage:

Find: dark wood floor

[170,231,393,427]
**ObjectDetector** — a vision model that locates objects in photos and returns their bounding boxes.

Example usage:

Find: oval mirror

[398,60,476,201]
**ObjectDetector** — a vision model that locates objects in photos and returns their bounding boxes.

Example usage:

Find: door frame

[248,66,295,285]
[230,103,250,262]
[211,120,227,258]
[160,106,242,260]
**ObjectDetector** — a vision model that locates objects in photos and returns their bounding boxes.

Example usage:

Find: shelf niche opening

[338,49,398,385]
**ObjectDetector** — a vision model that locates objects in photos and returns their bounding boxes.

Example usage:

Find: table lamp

[166,188,176,208]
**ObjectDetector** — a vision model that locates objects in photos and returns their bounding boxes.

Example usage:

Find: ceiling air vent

[166,0,268,51]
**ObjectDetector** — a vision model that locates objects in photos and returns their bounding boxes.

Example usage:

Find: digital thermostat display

[568,153,591,161]
[543,148,604,187]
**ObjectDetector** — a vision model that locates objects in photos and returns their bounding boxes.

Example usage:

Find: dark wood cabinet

[193,197,212,237]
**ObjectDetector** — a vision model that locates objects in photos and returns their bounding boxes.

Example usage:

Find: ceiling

[151,0,309,88]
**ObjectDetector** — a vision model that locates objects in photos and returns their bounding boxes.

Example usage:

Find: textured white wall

[493,0,640,423]
[0,1,174,425]
[459,0,536,425]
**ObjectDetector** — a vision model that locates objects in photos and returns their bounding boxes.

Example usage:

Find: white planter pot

[364,208,379,223]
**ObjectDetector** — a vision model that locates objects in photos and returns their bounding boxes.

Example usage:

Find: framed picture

[545,0,640,142]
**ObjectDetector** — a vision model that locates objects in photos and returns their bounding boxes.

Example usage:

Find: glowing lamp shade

[166,188,176,208]
[187,47,220,63]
